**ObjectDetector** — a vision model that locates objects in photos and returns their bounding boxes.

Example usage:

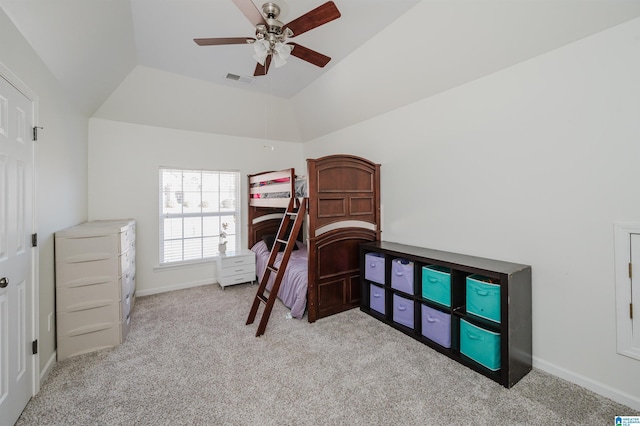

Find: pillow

[250,240,270,256]
[262,234,298,252]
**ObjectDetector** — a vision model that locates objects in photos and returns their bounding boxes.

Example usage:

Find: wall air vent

[225,73,255,84]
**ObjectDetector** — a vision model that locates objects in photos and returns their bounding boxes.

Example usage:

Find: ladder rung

[267,266,278,273]
[286,211,298,216]
[276,239,287,244]
[257,294,268,304]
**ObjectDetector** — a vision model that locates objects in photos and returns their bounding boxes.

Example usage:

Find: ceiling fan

[194,0,341,76]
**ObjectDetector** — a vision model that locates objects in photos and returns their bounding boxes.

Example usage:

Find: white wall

[94,66,301,143]
[88,118,303,296]
[0,8,89,376]
[292,1,640,142]
[304,17,640,409]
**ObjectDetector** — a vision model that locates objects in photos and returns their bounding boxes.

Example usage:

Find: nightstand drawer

[219,255,254,268]
[218,263,255,278]
[219,271,256,286]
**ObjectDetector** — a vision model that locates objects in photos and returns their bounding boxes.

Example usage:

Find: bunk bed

[248,154,381,322]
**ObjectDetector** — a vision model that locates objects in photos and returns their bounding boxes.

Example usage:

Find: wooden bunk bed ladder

[246,197,308,336]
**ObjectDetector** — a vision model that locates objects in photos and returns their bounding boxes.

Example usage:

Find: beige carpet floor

[17,283,639,425]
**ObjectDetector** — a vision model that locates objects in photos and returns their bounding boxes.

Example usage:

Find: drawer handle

[398,305,407,311]
[428,277,439,283]
[476,289,490,296]
[426,315,438,323]
[466,332,481,340]
[372,292,382,298]
[370,263,377,268]
[395,271,403,276]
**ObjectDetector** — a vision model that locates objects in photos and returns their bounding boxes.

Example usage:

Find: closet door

[0,72,35,426]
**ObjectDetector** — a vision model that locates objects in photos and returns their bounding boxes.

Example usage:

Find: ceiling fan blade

[288,43,331,68]
[254,55,272,76]
[194,37,255,46]
[284,1,341,37]
[232,0,266,27]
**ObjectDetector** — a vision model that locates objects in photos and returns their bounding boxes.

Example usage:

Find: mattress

[251,240,308,319]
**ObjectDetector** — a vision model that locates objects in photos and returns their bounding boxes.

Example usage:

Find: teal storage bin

[460,319,501,371]
[422,265,451,307]
[466,274,501,323]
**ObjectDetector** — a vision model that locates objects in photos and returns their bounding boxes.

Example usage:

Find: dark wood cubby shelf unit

[360,241,532,388]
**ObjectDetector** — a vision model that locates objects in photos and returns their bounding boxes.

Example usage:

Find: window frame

[159,167,241,266]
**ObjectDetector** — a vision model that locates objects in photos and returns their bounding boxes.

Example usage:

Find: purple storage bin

[391,258,414,294]
[365,253,385,284]
[421,305,451,348]
[369,283,385,315]
[393,294,414,329]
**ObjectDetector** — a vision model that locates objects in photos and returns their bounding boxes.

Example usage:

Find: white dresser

[216,249,256,289]
[55,219,136,360]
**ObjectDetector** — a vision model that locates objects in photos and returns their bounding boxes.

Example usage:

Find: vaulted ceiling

[2,0,640,142]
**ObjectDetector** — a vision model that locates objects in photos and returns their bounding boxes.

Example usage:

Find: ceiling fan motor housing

[261,2,280,19]
[259,2,286,40]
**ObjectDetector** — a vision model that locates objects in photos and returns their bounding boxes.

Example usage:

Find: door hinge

[32,339,38,355]
[631,303,634,320]
[32,233,37,247]
[32,126,43,141]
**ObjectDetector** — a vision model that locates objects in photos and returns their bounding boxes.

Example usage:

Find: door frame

[614,222,640,361]
[0,60,40,396]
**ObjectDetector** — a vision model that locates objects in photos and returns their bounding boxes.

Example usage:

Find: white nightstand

[216,249,256,289]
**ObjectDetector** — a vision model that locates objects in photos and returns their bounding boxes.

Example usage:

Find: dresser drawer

[55,233,125,263]
[56,257,126,287]
[57,279,120,313]
[57,323,121,360]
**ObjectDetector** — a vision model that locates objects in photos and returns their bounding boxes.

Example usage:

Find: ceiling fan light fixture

[252,39,270,65]
[273,42,292,68]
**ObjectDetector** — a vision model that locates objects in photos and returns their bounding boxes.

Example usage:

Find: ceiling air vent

[225,73,255,85]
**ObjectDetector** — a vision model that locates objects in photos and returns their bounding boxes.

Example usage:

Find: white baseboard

[533,356,640,411]
[40,351,56,384]
[136,280,215,297]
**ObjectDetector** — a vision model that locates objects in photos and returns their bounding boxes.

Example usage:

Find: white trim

[315,220,376,237]
[533,356,640,411]
[252,213,284,224]
[39,351,56,384]
[136,280,214,297]
[0,62,37,102]
[614,222,640,360]
[154,258,216,271]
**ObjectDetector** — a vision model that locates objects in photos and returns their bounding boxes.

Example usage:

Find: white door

[0,73,34,426]
[632,234,640,350]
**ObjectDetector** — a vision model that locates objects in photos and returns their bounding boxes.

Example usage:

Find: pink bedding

[251,240,308,319]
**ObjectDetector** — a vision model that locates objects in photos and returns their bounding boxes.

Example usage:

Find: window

[159,168,240,265]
